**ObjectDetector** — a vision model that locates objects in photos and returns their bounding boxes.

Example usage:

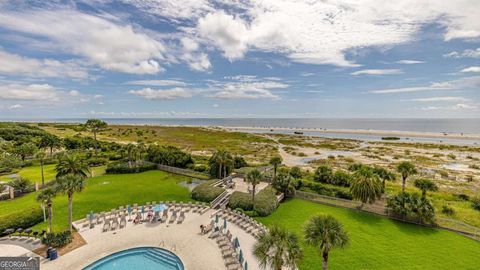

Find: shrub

[331,170,351,187]
[105,162,156,174]
[455,193,470,201]
[299,181,352,200]
[9,177,33,194]
[193,164,208,172]
[0,155,23,173]
[289,166,302,179]
[233,155,248,169]
[441,205,455,216]
[191,181,224,203]
[228,192,254,211]
[146,145,193,168]
[471,197,480,211]
[253,187,278,217]
[86,157,108,167]
[314,165,333,183]
[386,192,435,224]
[42,231,72,248]
[0,207,43,236]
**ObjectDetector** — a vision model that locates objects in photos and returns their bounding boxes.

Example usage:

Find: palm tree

[253,225,303,270]
[372,166,396,193]
[126,144,137,168]
[269,156,283,180]
[246,169,263,202]
[56,155,90,178]
[304,215,349,270]
[85,119,107,153]
[39,134,61,157]
[209,150,233,178]
[414,178,438,199]
[36,187,57,233]
[396,161,417,193]
[35,151,47,188]
[350,168,382,207]
[55,174,85,232]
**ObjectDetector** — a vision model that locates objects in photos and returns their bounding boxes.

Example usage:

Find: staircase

[210,190,231,209]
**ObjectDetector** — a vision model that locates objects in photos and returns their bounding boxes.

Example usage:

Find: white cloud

[460,66,480,73]
[0,83,62,101]
[444,48,480,59]
[212,104,219,108]
[421,103,477,111]
[369,82,453,94]
[300,72,315,77]
[206,77,288,100]
[126,80,187,87]
[0,9,166,74]
[411,96,469,102]
[186,0,480,66]
[129,87,193,100]
[9,104,23,110]
[370,76,480,94]
[0,49,89,79]
[351,69,403,76]
[396,60,425,64]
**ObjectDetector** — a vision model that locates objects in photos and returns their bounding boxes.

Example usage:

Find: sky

[0,0,479,119]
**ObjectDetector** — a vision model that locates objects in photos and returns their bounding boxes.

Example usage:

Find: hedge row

[295,180,352,200]
[228,187,278,217]
[191,181,225,203]
[105,162,157,174]
[0,207,43,236]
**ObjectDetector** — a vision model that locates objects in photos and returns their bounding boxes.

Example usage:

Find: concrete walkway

[0,236,43,256]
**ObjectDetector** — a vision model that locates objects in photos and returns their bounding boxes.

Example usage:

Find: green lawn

[0,164,57,184]
[0,170,191,232]
[257,199,480,270]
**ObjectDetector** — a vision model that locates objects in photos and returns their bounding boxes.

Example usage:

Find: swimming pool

[83,247,184,270]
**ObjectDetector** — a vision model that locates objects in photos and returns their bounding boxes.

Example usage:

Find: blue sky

[0,0,479,118]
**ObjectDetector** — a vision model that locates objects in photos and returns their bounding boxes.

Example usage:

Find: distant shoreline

[222,126,480,141]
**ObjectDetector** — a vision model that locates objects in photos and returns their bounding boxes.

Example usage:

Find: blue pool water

[83,247,184,270]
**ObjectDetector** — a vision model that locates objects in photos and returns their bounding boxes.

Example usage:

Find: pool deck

[40,208,262,270]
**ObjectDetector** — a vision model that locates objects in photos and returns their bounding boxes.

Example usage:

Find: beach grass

[256,199,480,270]
[0,170,191,232]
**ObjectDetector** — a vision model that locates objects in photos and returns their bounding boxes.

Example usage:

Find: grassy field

[257,199,480,270]
[0,170,191,232]
[0,164,57,184]
[36,123,278,162]
[0,165,106,184]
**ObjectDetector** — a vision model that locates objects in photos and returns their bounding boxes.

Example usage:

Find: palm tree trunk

[50,147,53,157]
[68,195,73,232]
[223,164,226,179]
[218,163,222,179]
[252,184,256,202]
[273,166,277,181]
[401,176,406,193]
[93,131,98,153]
[40,160,45,188]
[322,252,329,270]
[48,204,53,233]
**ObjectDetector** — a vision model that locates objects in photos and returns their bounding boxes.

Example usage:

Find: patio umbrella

[223,217,227,230]
[238,249,244,263]
[244,261,248,270]
[215,214,219,223]
[141,205,145,219]
[89,211,94,226]
[127,205,133,221]
[233,237,239,248]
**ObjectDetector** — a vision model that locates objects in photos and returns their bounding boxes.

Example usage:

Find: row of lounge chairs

[102,216,127,232]
[204,227,243,270]
[74,201,211,230]
[214,208,267,238]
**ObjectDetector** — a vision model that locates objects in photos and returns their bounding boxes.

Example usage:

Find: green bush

[471,197,480,211]
[253,187,279,217]
[146,145,193,168]
[42,231,72,247]
[191,181,224,203]
[0,207,43,236]
[105,162,156,174]
[441,205,455,216]
[86,157,108,167]
[228,192,254,211]
[296,180,352,199]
